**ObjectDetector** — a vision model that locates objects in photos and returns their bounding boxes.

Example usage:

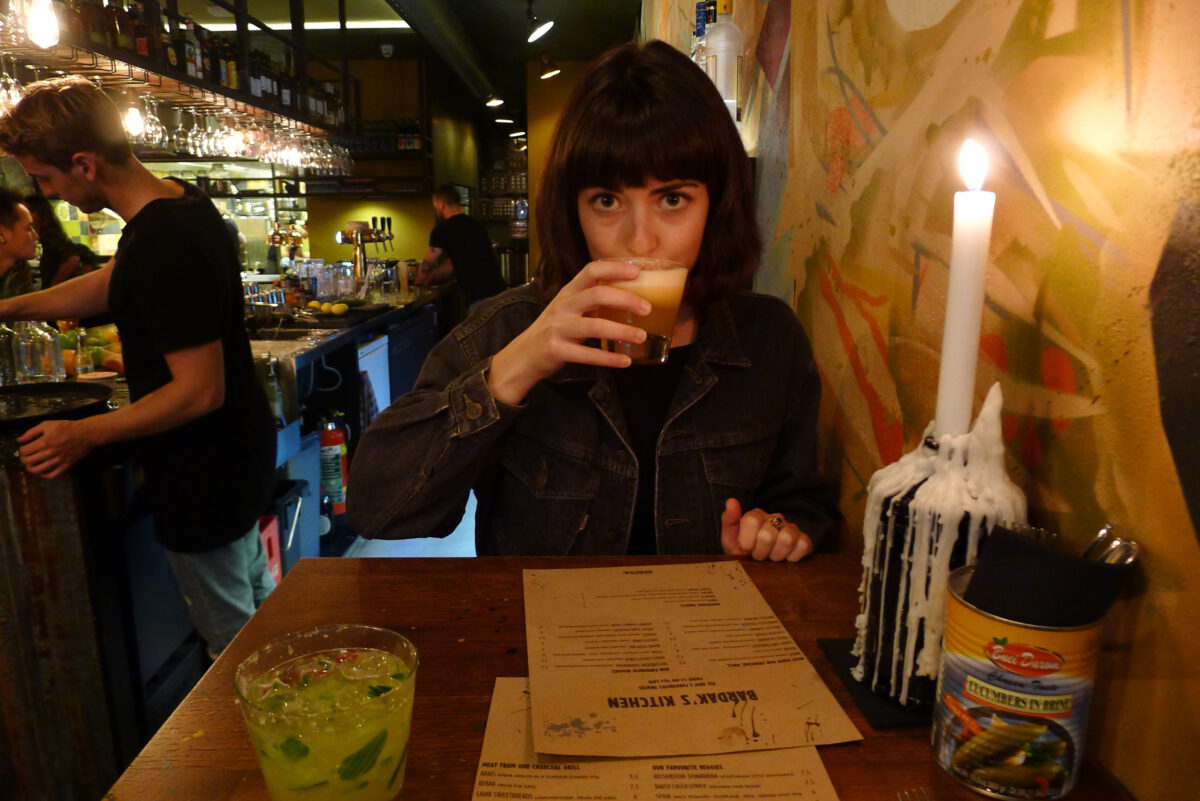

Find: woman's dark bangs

[565,102,717,191]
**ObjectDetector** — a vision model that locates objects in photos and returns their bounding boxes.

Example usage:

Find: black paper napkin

[963,525,1135,627]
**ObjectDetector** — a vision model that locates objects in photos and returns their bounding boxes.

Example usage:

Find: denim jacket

[348,283,837,555]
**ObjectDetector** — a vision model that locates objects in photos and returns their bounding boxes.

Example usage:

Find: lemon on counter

[307,300,322,310]
[320,302,333,314]
[330,303,349,315]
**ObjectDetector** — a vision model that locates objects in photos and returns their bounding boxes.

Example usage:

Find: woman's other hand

[720,497,813,562]
[487,259,651,405]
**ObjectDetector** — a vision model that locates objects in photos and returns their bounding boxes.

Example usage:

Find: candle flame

[958,139,989,191]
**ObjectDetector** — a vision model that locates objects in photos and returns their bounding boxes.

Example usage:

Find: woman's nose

[620,205,657,256]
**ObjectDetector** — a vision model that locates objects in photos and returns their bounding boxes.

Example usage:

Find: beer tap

[385,217,394,251]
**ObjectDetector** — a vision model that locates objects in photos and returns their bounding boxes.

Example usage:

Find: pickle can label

[932,567,1100,800]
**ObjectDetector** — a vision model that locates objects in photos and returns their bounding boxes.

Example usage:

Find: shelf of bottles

[0,0,356,174]
[480,142,529,233]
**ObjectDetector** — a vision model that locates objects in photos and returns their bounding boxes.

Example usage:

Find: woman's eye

[594,193,617,209]
[662,192,686,208]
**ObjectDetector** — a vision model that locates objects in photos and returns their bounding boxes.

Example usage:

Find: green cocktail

[235,625,418,801]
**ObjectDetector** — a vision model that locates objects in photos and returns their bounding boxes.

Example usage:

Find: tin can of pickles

[932,566,1101,799]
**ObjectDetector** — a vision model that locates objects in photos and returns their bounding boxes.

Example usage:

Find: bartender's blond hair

[0,76,132,170]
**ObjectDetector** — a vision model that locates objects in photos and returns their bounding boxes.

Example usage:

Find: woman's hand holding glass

[487,259,651,405]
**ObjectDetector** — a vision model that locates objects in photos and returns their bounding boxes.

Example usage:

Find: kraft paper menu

[523,561,861,757]
[473,678,841,801]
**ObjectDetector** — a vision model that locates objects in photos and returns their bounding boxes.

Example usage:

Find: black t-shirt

[107,179,276,553]
[429,212,506,305]
[612,345,692,555]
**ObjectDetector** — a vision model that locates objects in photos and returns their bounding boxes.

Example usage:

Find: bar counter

[105,555,1134,801]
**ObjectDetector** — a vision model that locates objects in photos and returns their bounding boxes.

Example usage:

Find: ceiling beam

[385,0,495,100]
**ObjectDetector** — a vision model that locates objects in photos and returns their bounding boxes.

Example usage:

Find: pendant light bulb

[526,0,554,43]
[27,0,60,49]
[539,52,560,80]
[123,105,145,138]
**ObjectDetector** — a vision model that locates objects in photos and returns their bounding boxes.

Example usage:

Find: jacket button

[464,399,483,419]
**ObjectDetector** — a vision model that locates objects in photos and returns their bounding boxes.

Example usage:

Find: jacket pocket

[489,435,602,555]
[700,431,776,492]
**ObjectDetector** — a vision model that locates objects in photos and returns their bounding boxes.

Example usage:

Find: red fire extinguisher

[319,413,349,516]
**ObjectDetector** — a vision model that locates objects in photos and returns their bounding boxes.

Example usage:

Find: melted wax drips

[851,383,1026,705]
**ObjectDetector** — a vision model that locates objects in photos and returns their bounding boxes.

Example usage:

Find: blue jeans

[164,524,276,657]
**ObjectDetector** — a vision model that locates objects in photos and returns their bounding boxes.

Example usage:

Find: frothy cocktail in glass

[597,257,689,365]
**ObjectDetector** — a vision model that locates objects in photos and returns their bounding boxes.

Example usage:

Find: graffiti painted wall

[643,2,1199,799]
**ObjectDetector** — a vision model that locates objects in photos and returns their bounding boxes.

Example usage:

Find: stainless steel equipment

[333,219,396,294]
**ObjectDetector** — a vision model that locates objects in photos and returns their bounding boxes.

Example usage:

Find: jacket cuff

[446,357,523,436]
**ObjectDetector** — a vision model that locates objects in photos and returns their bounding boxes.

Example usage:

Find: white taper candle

[934,139,995,437]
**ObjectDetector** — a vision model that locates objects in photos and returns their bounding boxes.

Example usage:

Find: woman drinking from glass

[349,41,837,560]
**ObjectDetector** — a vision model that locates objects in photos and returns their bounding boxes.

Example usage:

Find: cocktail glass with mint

[234,625,418,801]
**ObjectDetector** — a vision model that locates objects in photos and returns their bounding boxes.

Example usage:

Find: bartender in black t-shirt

[417,183,506,313]
[0,77,276,658]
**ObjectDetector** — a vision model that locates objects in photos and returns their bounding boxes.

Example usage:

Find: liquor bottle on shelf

[224,38,239,91]
[83,0,108,47]
[279,52,294,112]
[170,11,189,75]
[692,1,707,69]
[198,25,216,83]
[114,0,136,51]
[215,36,228,86]
[248,50,262,99]
[261,54,277,104]
[131,0,149,57]
[158,2,179,73]
[63,0,87,40]
[182,13,199,78]
[705,0,743,122]
[102,0,122,49]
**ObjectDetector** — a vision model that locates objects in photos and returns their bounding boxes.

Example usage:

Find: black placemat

[817,638,931,730]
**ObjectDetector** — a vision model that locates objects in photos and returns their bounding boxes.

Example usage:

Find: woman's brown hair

[536,40,760,305]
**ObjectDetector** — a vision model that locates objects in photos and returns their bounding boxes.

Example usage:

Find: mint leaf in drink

[337,729,388,781]
[367,685,392,698]
[390,672,407,680]
[279,736,310,762]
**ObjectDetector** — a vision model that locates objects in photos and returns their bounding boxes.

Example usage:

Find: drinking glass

[0,56,22,116]
[597,257,690,364]
[141,96,168,149]
[234,625,418,801]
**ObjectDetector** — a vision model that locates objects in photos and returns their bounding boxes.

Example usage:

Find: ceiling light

[539,52,561,80]
[526,0,554,43]
[508,130,526,138]
[123,105,145,138]
[485,95,505,108]
[494,118,514,124]
[26,0,60,49]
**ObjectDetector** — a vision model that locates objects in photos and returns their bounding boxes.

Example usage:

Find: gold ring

[768,515,784,530]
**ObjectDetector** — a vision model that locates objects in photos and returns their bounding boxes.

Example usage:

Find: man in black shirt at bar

[0,77,276,658]
[417,183,506,325]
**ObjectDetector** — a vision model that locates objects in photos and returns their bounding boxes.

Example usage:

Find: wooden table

[105,555,1132,800]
